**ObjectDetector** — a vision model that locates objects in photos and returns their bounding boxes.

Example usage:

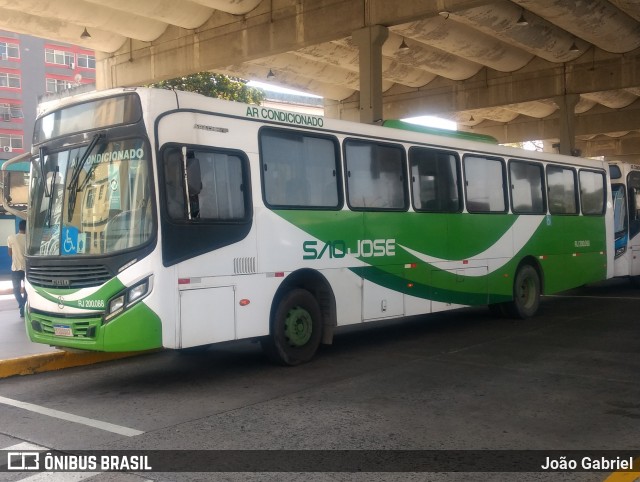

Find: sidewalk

[0,276,152,379]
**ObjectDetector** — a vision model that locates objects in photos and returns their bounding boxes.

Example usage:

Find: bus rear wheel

[262,289,323,366]
[506,264,541,319]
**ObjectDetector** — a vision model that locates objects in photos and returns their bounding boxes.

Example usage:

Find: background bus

[610,161,640,282]
[4,87,614,365]
[0,157,29,274]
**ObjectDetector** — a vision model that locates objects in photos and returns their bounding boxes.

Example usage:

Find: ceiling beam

[326,51,640,121]
[95,0,500,89]
[467,100,640,143]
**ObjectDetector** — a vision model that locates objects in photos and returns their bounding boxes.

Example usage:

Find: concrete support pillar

[555,94,579,156]
[352,25,388,124]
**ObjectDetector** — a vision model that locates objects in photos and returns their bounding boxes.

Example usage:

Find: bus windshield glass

[28,137,154,256]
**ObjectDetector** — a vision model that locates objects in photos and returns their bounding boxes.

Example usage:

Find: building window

[46,78,71,93]
[85,188,95,209]
[0,133,23,150]
[0,42,20,60]
[77,54,95,69]
[0,72,20,89]
[0,103,23,121]
[45,48,74,67]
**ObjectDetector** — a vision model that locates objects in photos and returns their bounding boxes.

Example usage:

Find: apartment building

[0,30,95,273]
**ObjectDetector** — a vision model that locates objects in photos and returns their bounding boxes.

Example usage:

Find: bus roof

[382,119,498,144]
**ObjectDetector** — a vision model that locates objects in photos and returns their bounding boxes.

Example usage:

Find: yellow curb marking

[0,349,159,379]
[603,457,640,482]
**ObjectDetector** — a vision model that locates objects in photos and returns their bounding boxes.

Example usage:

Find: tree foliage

[149,72,265,104]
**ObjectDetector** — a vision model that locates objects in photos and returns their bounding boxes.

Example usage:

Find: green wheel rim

[283,306,313,347]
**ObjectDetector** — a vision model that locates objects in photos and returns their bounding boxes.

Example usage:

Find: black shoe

[19,308,24,318]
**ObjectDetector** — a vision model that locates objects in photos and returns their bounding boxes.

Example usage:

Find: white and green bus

[5,87,614,365]
[610,161,640,282]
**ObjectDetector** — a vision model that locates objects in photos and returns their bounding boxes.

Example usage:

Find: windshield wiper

[67,132,105,219]
[45,166,59,228]
[38,146,50,197]
[67,132,104,190]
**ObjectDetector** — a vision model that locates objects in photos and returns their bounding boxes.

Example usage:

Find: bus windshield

[28,137,154,256]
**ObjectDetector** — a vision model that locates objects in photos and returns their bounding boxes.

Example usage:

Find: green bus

[3,87,613,365]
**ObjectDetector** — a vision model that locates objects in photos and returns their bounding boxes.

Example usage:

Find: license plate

[53,324,73,337]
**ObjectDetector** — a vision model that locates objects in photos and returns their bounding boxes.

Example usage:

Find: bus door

[627,171,640,276]
[612,183,629,277]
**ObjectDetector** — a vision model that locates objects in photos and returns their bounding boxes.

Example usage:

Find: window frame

[0,72,21,89]
[45,48,75,67]
[508,159,547,215]
[578,168,606,216]
[0,41,20,60]
[259,126,343,211]
[46,78,70,93]
[462,153,508,214]
[546,164,579,215]
[0,133,23,149]
[77,53,96,69]
[343,137,408,212]
[409,145,462,213]
[160,143,252,225]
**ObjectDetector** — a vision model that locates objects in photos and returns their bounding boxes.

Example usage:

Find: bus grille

[27,265,112,289]
[39,318,93,338]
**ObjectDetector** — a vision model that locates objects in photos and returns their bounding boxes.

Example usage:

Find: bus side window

[578,170,605,215]
[186,156,202,219]
[509,160,545,214]
[344,139,407,211]
[547,165,578,215]
[463,155,506,213]
[627,171,640,238]
[197,151,246,220]
[629,187,640,238]
[260,128,341,209]
[164,149,186,219]
[409,146,460,212]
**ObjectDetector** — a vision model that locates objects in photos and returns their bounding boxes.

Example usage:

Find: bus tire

[262,289,323,366]
[506,264,540,319]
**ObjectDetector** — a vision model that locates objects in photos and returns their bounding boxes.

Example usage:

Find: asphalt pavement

[0,276,58,357]
[0,276,150,379]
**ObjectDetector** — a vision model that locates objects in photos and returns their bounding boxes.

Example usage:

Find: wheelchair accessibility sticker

[61,227,87,255]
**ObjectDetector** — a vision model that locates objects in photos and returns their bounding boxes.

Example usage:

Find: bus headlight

[108,295,125,316]
[128,279,149,303]
[104,277,151,323]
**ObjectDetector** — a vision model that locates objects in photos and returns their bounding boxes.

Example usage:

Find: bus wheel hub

[284,307,312,347]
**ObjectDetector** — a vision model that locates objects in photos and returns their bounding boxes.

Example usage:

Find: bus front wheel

[262,289,323,366]
[506,264,541,319]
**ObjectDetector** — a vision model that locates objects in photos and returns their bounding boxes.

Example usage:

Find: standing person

[7,219,27,317]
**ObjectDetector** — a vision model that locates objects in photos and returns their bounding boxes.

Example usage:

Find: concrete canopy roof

[2,0,640,159]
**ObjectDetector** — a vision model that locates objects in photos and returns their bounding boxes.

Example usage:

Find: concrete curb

[0,349,159,379]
